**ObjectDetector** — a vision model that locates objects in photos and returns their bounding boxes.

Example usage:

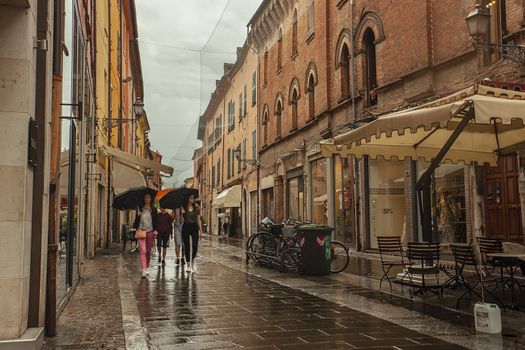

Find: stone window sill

[306,31,315,45]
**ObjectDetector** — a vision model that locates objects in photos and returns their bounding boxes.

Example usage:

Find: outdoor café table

[487,253,525,311]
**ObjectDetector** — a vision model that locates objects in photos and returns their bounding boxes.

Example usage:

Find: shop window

[311,158,328,224]
[308,74,315,120]
[417,162,466,244]
[262,188,275,219]
[368,159,405,249]
[363,28,377,107]
[287,175,305,221]
[335,156,354,245]
[340,44,350,99]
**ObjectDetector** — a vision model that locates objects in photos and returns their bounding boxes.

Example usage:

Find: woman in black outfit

[181,194,202,272]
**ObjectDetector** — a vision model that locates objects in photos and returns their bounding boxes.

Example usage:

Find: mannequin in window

[437,187,459,244]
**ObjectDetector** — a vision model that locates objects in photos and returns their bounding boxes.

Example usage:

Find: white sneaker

[185,264,192,273]
[146,269,150,275]
[141,270,147,278]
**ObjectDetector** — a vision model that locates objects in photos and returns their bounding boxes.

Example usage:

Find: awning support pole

[415,104,474,242]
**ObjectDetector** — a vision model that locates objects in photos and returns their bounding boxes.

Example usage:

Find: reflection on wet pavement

[125,242,468,349]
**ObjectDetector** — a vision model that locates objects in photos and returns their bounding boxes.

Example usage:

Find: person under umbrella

[133,193,158,278]
[181,193,202,273]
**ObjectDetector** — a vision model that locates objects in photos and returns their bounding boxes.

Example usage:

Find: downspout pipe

[45,0,65,336]
[30,0,50,328]
[349,0,357,123]
[106,0,112,248]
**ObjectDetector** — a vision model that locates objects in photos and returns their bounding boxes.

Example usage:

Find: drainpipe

[45,0,65,336]
[106,0,112,248]
[29,0,50,328]
[349,0,357,123]
[349,0,361,249]
[118,0,123,149]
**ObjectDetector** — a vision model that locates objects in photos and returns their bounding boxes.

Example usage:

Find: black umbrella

[158,187,199,209]
[112,187,158,211]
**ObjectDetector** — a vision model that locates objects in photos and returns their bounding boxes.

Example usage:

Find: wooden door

[484,154,523,243]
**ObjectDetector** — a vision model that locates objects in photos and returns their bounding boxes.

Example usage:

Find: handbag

[135,229,147,240]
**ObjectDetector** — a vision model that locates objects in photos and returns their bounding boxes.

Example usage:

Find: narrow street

[43,237,523,350]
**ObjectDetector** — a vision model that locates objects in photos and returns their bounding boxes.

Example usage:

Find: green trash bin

[297,224,334,275]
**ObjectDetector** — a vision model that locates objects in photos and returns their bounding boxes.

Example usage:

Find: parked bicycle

[246,217,350,274]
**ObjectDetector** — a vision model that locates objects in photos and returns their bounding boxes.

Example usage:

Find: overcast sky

[136,0,263,187]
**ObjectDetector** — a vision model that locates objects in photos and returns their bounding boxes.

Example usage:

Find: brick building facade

[245,0,525,249]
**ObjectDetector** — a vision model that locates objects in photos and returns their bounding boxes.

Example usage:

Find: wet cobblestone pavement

[125,245,467,349]
[43,246,126,350]
[43,238,525,349]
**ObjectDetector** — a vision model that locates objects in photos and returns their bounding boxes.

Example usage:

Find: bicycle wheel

[330,241,349,273]
[248,233,277,256]
[280,248,301,273]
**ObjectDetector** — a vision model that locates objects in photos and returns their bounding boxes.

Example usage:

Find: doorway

[484,153,523,243]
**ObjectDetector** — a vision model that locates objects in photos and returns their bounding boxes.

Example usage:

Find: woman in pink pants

[133,193,158,278]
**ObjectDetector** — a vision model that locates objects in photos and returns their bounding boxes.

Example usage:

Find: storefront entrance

[484,153,523,243]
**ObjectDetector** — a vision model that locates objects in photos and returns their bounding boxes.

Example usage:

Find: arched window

[308,75,315,120]
[263,47,268,85]
[263,109,269,145]
[292,9,298,56]
[291,88,299,131]
[363,28,377,106]
[307,0,314,33]
[277,29,283,71]
[340,44,350,98]
[275,100,282,139]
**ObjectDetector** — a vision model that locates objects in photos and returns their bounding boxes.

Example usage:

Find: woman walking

[133,193,158,278]
[181,194,202,273]
[173,208,184,266]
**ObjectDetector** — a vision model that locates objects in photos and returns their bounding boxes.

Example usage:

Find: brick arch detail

[274,92,285,115]
[304,61,318,90]
[288,77,301,104]
[354,11,385,53]
[334,28,352,67]
[262,104,270,123]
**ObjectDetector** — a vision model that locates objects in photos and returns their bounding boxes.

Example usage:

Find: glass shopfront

[417,162,466,244]
[287,169,305,221]
[311,158,328,224]
[368,159,406,249]
[334,156,354,244]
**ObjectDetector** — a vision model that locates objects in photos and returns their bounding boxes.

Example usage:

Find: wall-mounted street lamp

[234,145,260,167]
[99,98,145,128]
[233,145,261,224]
[465,4,525,65]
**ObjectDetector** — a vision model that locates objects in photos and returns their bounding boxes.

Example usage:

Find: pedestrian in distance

[156,208,173,267]
[181,194,203,273]
[173,207,184,266]
[223,215,229,238]
[133,193,158,278]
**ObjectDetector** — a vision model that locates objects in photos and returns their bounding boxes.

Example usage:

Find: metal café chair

[451,243,503,309]
[377,236,411,292]
[477,237,506,288]
[406,242,443,299]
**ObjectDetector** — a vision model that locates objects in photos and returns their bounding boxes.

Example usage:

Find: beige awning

[321,85,525,166]
[213,185,241,208]
[99,145,174,176]
[112,162,147,195]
